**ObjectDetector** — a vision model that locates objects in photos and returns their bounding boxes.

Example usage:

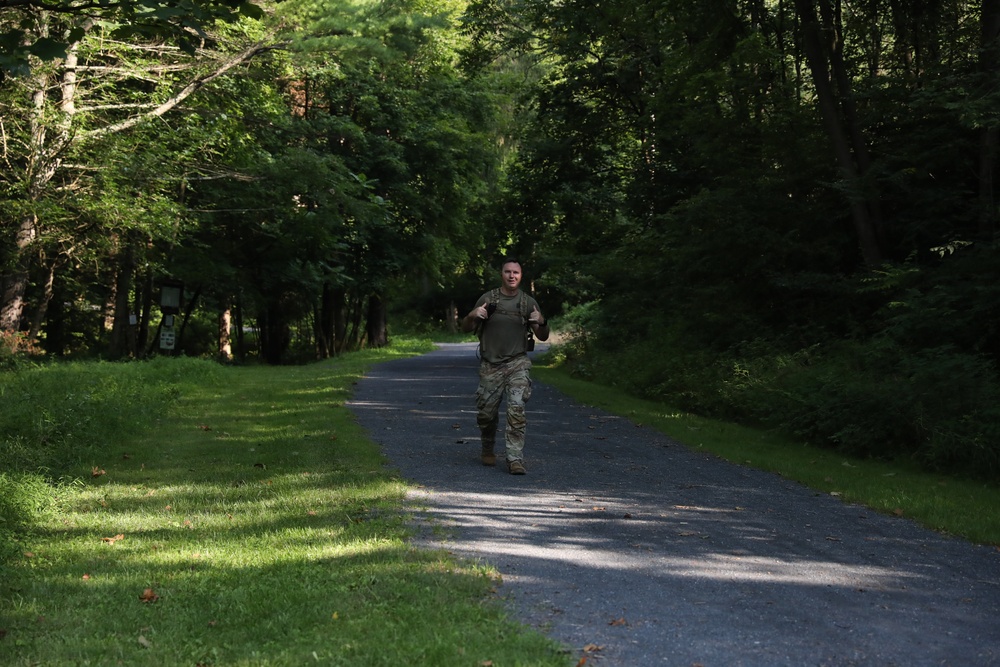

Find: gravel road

[346,342,1000,667]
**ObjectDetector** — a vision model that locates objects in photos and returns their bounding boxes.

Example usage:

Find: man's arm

[528,305,550,341]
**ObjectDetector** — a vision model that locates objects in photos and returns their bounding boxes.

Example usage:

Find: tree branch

[82,39,278,140]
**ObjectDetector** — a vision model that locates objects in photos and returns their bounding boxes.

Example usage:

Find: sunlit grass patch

[1,346,570,667]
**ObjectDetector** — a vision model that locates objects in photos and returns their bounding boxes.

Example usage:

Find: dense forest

[1,0,998,477]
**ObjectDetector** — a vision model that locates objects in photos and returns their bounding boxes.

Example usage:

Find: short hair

[500,255,522,269]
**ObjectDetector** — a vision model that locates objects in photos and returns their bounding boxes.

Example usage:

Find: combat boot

[481,439,496,466]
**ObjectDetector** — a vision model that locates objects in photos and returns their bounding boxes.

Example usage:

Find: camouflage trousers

[475,353,533,462]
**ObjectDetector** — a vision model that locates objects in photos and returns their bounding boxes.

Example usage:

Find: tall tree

[792,0,883,265]
[0,10,273,344]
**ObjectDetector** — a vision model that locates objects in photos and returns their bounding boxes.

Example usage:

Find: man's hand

[528,306,545,327]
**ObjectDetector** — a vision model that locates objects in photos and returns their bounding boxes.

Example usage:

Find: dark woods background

[1,0,998,476]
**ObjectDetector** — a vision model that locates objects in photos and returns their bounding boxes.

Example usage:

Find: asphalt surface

[346,342,1000,667]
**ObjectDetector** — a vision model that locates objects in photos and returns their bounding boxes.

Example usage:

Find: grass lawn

[0,342,571,667]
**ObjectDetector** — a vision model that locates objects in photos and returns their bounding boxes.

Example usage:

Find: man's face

[501,262,522,292]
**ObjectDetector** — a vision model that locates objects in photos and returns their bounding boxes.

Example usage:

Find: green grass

[0,340,572,666]
[533,361,1000,546]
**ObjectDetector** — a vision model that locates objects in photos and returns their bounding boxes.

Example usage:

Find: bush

[740,340,1000,476]
[559,324,1000,478]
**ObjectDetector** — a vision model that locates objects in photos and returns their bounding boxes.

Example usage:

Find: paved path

[346,343,1000,666]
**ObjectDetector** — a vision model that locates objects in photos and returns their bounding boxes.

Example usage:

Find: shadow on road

[348,343,1000,667]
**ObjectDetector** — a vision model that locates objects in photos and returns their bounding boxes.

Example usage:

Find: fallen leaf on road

[583,643,603,652]
[609,617,627,626]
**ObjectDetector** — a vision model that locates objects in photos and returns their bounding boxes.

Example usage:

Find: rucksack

[478,288,534,356]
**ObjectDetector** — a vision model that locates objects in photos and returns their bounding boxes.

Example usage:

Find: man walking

[461,257,549,474]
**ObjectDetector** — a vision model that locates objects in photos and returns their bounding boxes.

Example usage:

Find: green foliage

[457,0,1000,482]
[0,0,258,74]
[0,357,221,476]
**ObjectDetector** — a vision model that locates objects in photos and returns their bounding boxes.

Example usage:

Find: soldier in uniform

[461,257,549,474]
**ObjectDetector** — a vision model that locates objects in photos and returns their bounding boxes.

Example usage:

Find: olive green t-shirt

[475,289,540,364]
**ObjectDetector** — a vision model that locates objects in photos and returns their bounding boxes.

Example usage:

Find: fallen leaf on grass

[198,425,212,431]
[82,573,91,580]
[137,635,153,649]
[139,588,160,603]
[101,534,125,544]
[893,508,905,516]
[91,467,106,478]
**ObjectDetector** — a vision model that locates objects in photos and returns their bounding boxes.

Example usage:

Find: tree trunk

[136,268,153,359]
[108,243,136,360]
[27,261,58,344]
[333,288,348,353]
[1,30,79,334]
[317,283,336,358]
[218,306,233,362]
[260,302,290,364]
[793,0,883,266]
[235,292,247,362]
[979,0,1000,238]
[0,213,38,332]
[43,280,67,356]
[176,284,201,355]
[366,293,388,348]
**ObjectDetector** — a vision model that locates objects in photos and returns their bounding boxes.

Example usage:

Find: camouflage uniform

[473,288,541,464]
[476,353,533,462]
